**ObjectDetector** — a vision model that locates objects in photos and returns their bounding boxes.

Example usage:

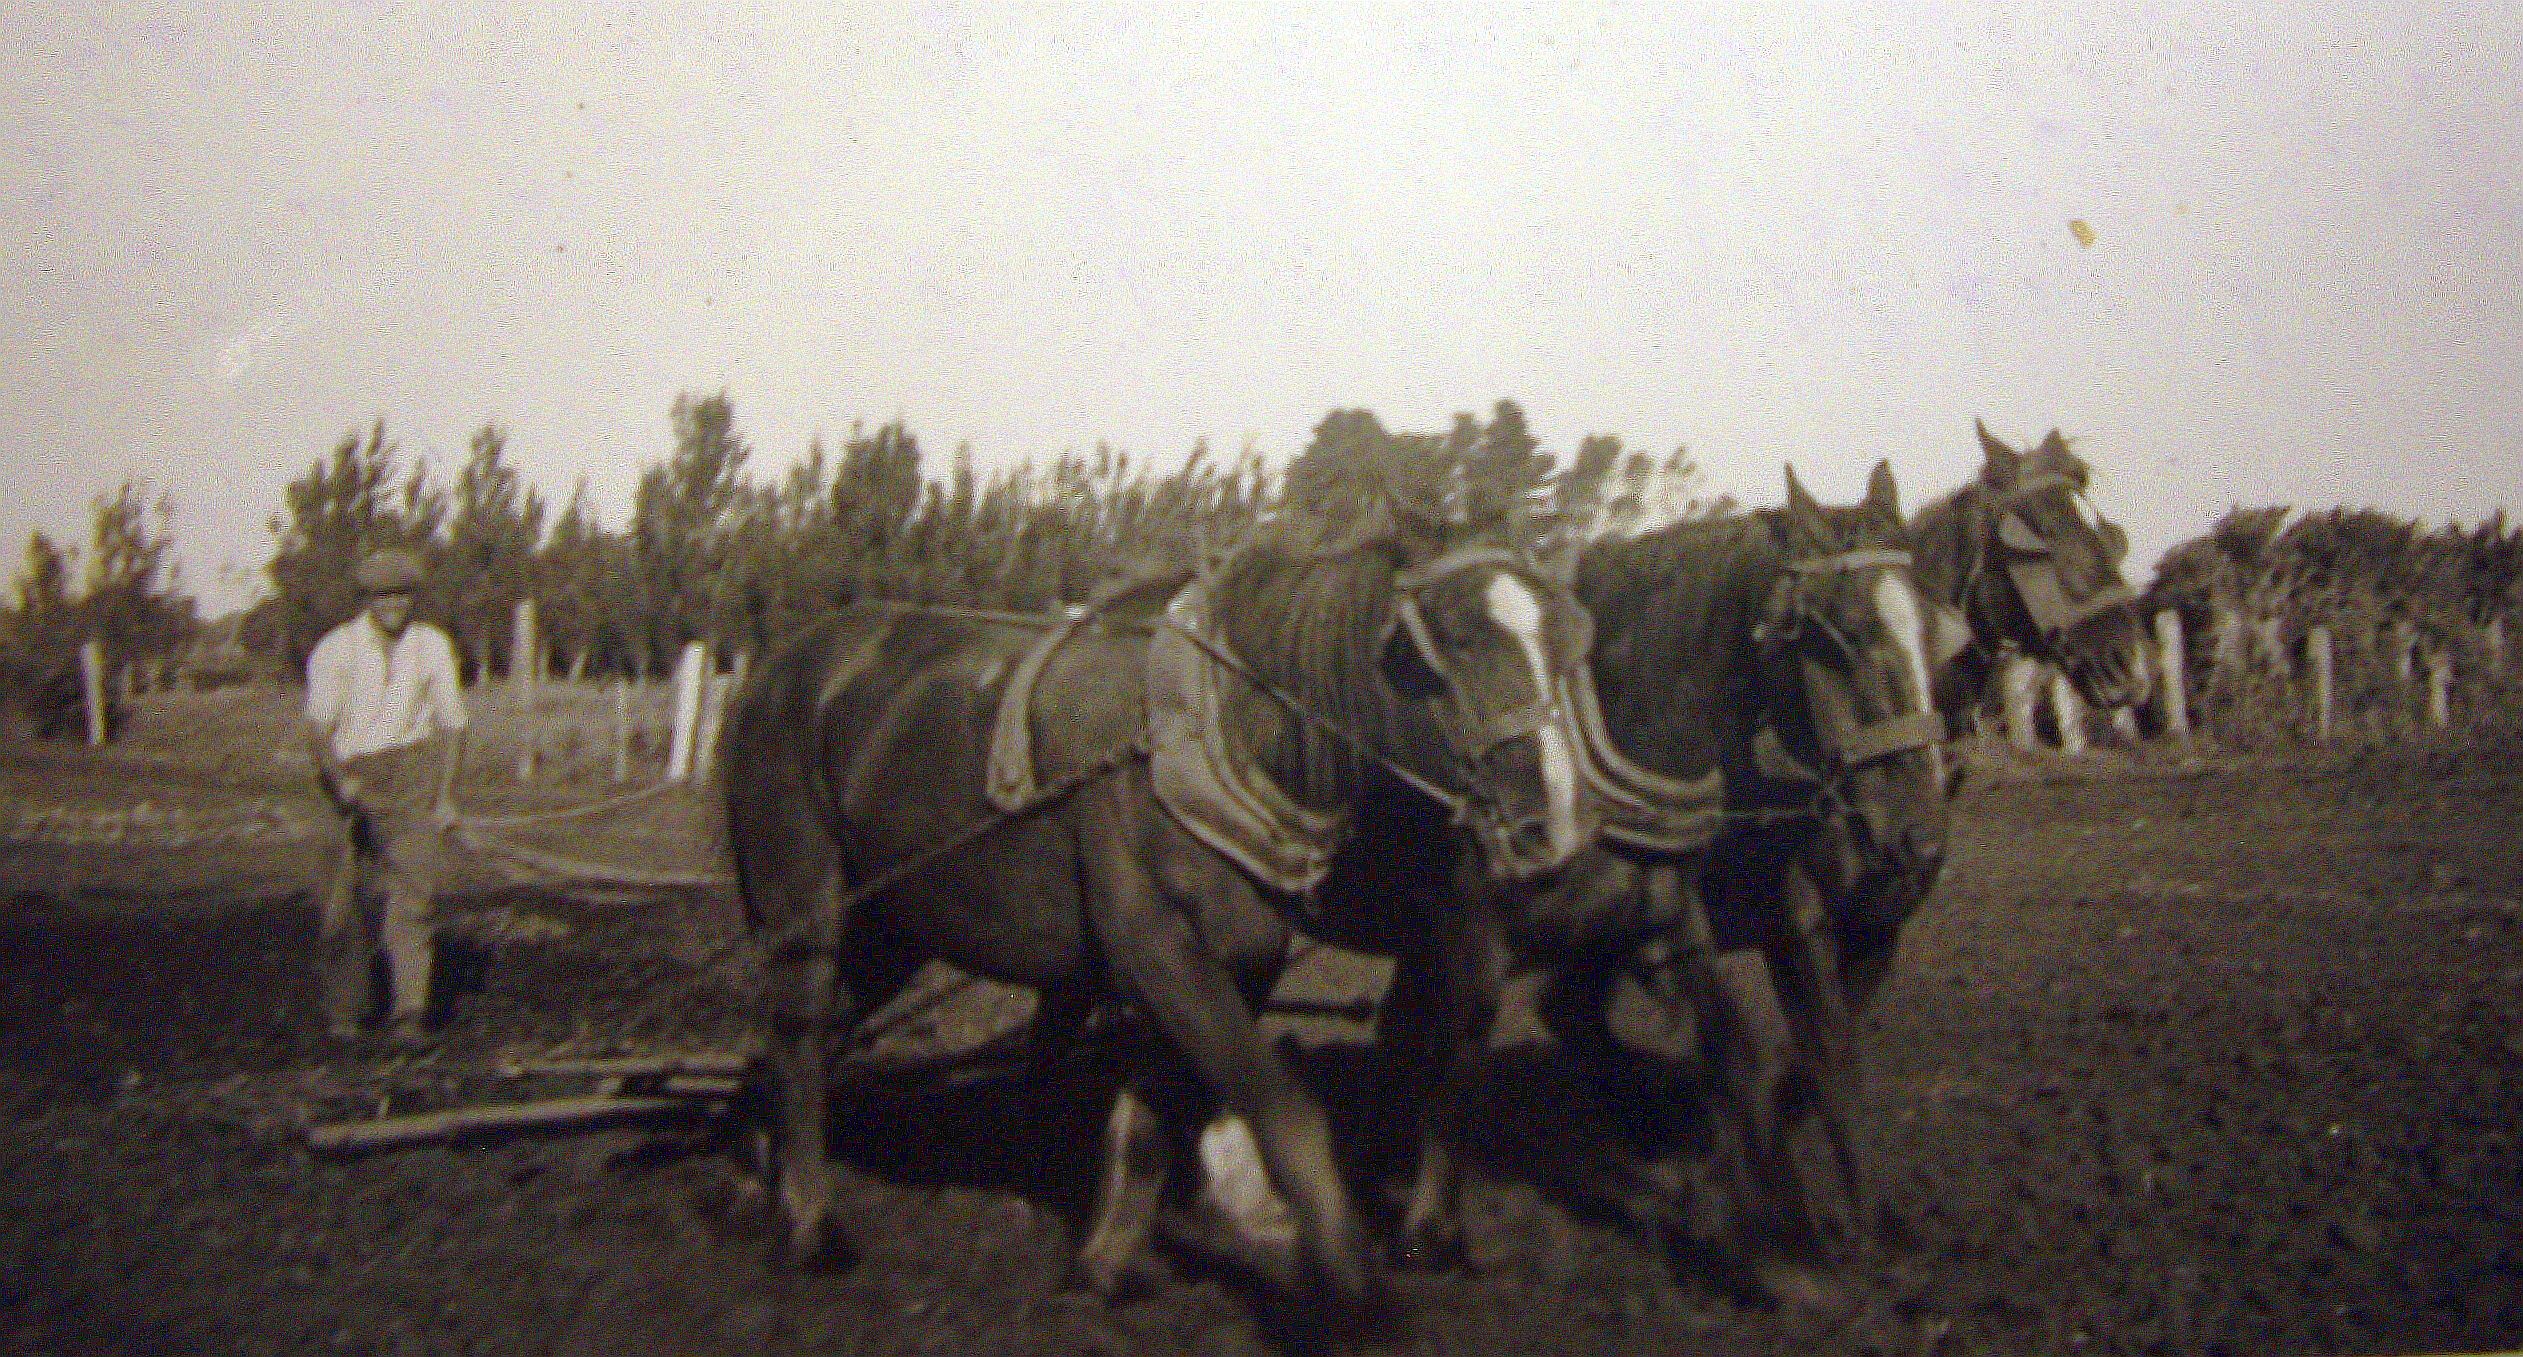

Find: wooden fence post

[513,599,541,782]
[2154,609,2189,738]
[2003,655,2041,751]
[80,640,107,746]
[666,642,709,782]
[2306,625,2334,742]
[611,676,632,784]
[693,668,735,783]
[2049,670,2087,756]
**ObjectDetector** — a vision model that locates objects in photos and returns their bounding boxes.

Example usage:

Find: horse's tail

[722,622,850,938]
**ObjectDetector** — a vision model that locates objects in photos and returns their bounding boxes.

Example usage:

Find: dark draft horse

[1471,462,1950,1296]
[720,499,1599,1314]
[1082,464,1953,1307]
[1825,421,2152,1008]
[1529,433,2149,1290]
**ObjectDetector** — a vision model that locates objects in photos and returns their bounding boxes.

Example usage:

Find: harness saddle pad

[1564,670,1727,855]
[984,606,1096,814]
[1144,578,1347,895]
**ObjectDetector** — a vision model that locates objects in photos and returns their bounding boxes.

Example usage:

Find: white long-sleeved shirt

[304,612,468,760]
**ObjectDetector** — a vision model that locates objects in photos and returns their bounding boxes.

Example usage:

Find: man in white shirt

[305,548,468,1043]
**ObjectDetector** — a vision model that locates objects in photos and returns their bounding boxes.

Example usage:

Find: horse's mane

[1575,515,1783,778]
[1208,518,1407,808]
[1906,487,1981,612]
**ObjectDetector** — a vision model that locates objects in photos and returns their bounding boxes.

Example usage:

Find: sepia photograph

[4,5,2521,1353]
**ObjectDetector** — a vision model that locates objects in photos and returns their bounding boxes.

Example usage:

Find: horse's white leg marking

[1483,573,1582,858]
[1872,573,1946,786]
[1199,1114,1297,1247]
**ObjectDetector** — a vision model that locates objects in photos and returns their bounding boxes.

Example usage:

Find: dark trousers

[316,743,448,1032]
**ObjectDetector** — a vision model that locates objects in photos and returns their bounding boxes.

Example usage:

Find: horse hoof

[775,1209,859,1274]
[1066,1251,1166,1306]
[1392,1222,1469,1274]
[1744,1257,1857,1317]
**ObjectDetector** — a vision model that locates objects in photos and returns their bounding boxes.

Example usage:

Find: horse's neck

[1580,530,1767,779]
[1911,489,2003,719]
[1218,681,1369,814]
[1908,490,1978,617]
[1206,555,1388,814]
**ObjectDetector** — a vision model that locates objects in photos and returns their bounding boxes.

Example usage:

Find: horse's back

[726,602,1166,986]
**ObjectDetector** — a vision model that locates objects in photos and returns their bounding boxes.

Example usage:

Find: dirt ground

[3,687,2522,1355]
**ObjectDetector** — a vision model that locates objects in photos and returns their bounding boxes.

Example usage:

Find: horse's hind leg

[746,862,850,1269]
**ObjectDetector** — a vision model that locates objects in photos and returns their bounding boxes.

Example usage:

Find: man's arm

[432,726,466,830]
[426,629,469,830]
[303,636,356,814]
[306,718,358,815]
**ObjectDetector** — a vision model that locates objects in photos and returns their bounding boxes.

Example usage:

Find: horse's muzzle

[1476,810,1591,882]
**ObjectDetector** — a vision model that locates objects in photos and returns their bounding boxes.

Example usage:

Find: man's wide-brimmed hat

[355,548,425,595]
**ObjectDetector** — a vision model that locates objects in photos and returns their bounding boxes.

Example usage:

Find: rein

[1157,613,1475,822]
[1744,544,1942,821]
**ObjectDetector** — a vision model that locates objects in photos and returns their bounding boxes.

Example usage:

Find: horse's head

[1968,420,2149,709]
[1755,462,1951,908]
[1376,517,1601,882]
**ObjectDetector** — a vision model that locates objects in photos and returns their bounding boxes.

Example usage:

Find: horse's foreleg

[1635,863,1811,1245]
[1383,909,1503,1271]
[1075,781,1379,1313]
[1772,864,1873,1239]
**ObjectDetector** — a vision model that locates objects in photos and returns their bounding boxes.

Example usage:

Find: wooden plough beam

[306,1051,752,1155]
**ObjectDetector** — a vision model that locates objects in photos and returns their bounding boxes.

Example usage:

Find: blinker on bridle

[1982,474,2135,646]
[1389,545,1591,767]
[1751,546,1943,793]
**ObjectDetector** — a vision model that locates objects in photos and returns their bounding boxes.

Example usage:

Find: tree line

[2146,505,2523,664]
[0,485,196,735]
[9,393,2519,736]
[0,395,1723,714]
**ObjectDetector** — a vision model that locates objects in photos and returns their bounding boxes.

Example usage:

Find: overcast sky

[6,3,2520,615]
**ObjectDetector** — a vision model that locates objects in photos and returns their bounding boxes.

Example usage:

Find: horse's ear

[1864,459,1903,524]
[2034,428,2091,488]
[1776,464,1831,552]
[1978,421,2021,489]
[1975,418,2007,457]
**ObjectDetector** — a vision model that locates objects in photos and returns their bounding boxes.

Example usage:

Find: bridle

[1746,546,1944,823]
[1963,474,2135,660]
[1165,544,1590,835]
[1389,545,1593,773]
